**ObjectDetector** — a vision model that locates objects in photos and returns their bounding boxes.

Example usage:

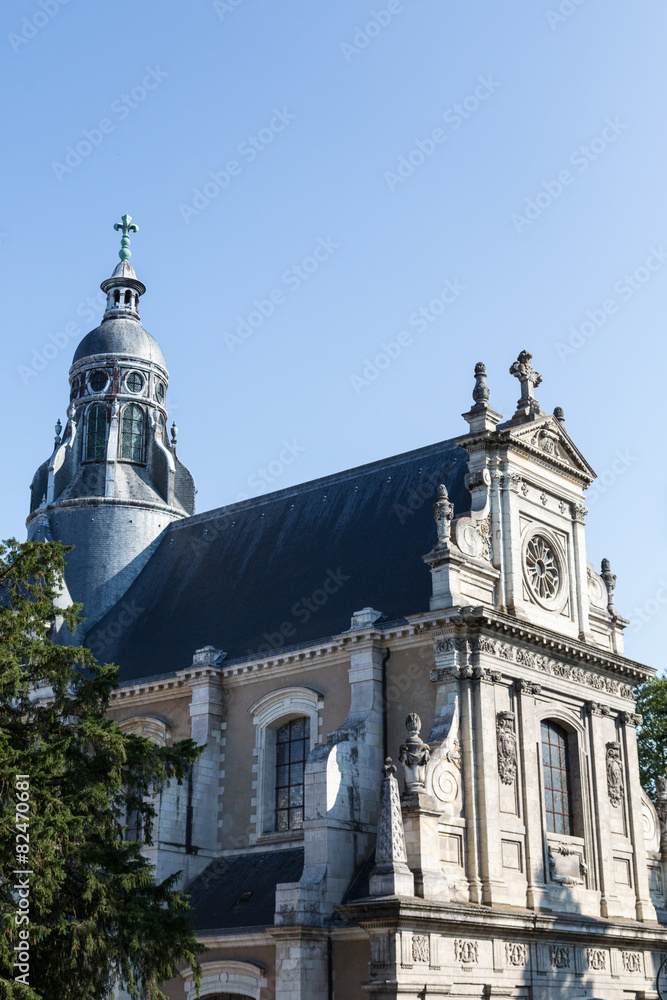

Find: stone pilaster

[585,701,615,918]
[620,710,657,922]
[270,927,329,1000]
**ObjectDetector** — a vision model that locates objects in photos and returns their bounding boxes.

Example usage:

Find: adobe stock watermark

[18,290,106,385]
[179,108,296,223]
[8,0,71,53]
[213,0,245,19]
[51,67,169,180]
[349,277,466,393]
[340,0,418,63]
[585,449,638,507]
[233,440,306,501]
[555,247,667,362]
[545,0,589,31]
[511,117,627,234]
[384,75,501,191]
[629,579,667,634]
[245,567,351,657]
[86,599,145,659]
[223,237,339,352]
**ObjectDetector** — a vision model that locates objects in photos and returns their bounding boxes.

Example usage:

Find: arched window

[120,404,144,461]
[541,721,573,835]
[86,404,107,461]
[275,716,309,832]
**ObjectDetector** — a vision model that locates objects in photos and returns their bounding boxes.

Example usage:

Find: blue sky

[2,0,666,669]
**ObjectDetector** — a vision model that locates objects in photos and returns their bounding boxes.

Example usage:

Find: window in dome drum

[121,404,144,462]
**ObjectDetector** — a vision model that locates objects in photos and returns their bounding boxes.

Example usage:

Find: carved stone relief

[505,943,528,967]
[496,711,518,785]
[454,939,478,964]
[549,945,570,969]
[606,741,624,807]
[548,844,587,886]
[411,935,429,964]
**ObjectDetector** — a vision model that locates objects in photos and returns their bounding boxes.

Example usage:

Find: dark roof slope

[186,849,304,932]
[86,437,469,681]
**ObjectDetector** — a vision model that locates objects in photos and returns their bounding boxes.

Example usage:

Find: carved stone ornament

[412,935,429,964]
[509,350,543,420]
[549,945,570,969]
[505,943,528,967]
[524,534,561,603]
[586,949,606,972]
[398,714,431,791]
[606,741,624,807]
[454,939,478,964]
[548,844,587,886]
[496,711,518,785]
[433,484,454,548]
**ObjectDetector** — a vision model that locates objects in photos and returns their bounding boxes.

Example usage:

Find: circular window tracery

[125,371,144,394]
[525,535,561,602]
[155,380,165,403]
[89,370,109,393]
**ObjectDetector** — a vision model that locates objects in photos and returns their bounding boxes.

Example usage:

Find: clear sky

[2,0,666,670]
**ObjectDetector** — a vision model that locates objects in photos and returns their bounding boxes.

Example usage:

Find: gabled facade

[28,228,667,1000]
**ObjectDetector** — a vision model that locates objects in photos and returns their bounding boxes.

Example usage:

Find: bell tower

[26,216,195,633]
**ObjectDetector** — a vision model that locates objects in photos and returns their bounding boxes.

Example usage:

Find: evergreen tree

[0,539,204,1000]
[635,675,667,799]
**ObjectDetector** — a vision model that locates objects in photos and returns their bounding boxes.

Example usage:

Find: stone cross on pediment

[509,351,544,421]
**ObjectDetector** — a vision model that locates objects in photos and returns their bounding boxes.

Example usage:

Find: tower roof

[72,318,166,368]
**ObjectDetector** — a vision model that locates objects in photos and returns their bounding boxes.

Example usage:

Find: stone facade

[29,233,667,999]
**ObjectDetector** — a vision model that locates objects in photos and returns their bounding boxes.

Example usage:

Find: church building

[27,220,667,999]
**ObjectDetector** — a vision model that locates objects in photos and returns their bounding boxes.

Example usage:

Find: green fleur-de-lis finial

[113,214,138,262]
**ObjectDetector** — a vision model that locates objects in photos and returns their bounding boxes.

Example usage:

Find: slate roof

[186,848,305,932]
[85,437,470,682]
[72,318,167,369]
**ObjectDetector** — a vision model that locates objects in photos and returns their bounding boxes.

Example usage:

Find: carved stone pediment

[502,416,596,484]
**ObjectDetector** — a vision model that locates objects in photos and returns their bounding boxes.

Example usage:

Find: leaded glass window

[541,721,573,835]
[120,404,144,462]
[86,404,107,461]
[275,717,309,832]
[125,371,144,393]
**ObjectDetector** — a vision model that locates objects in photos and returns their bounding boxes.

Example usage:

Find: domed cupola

[26,216,196,633]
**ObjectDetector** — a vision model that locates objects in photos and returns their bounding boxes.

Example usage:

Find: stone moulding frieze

[431,633,635,699]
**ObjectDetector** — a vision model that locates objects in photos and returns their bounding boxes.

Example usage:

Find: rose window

[525,535,560,600]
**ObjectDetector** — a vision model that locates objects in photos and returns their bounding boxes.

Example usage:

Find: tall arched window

[86,404,107,461]
[541,721,573,835]
[120,404,144,462]
[275,716,309,832]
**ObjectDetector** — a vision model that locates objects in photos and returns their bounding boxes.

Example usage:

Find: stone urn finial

[399,713,431,791]
[433,484,454,548]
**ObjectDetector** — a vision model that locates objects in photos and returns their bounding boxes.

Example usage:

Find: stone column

[620,710,657,921]
[570,502,592,642]
[472,669,505,904]
[515,679,544,910]
[585,702,615,917]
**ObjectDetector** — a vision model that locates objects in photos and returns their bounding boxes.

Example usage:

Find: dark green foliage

[0,539,204,999]
[635,675,667,799]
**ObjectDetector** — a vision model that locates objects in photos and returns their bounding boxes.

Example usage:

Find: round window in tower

[88,370,109,393]
[155,380,165,404]
[125,371,144,394]
[523,533,564,607]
